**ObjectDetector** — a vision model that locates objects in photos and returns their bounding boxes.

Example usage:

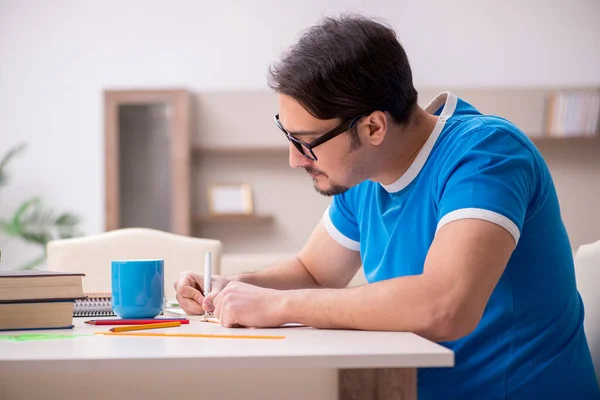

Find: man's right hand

[174,272,231,315]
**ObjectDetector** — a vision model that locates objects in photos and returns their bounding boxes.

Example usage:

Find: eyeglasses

[274,114,363,161]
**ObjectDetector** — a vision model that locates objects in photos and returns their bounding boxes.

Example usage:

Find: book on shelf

[545,89,600,137]
[0,270,86,331]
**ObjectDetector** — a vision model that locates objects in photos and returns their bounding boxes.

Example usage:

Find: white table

[0,318,453,400]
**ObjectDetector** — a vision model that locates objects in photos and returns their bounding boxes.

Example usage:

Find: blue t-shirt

[324,92,600,399]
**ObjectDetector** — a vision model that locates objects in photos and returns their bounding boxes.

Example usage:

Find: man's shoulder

[439,113,540,163]
[430,113,550,200]
[448,111,521,137]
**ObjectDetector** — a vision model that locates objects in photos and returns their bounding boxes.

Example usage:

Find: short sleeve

[322,190,361,251]
[436,129,537,245]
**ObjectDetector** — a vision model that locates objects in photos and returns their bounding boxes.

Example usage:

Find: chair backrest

[574,239,600,380]
[46,228,222,301]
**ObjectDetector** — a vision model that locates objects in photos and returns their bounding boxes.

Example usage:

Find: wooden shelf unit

[104,87,599,254]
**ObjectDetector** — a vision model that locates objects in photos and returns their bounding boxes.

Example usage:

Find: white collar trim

[381,91,458,193]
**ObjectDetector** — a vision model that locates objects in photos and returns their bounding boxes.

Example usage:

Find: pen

[85,319,189,325]
[202,251,212,321]
[108,321,182,332]
[204,251,212,296]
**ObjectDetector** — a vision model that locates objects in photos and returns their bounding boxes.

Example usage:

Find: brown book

[0,270,85,303]
[0,301,75,331]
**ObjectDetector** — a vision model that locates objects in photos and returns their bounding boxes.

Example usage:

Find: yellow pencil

[95,331,285,339]
[109,321,181,332]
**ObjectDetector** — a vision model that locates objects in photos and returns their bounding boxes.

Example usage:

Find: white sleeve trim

[321,207,361,251]
[436,208,520,245]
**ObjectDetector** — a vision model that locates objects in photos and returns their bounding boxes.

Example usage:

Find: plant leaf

[0,143,27,187]
[0,218,20,236]
[0,144,85,262]
[10,197,41,228]
[55,212,81,239]
[10,199,83,246]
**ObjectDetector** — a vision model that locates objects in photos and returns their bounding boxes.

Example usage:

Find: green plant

[0,143,83,270]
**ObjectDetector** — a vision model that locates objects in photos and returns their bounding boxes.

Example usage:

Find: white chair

[574,239,600,380]
[46,227,222,301]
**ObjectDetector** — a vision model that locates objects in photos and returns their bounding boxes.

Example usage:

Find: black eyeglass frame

[274,114,363,161]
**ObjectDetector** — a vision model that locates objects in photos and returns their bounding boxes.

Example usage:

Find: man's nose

[289,142,313,169]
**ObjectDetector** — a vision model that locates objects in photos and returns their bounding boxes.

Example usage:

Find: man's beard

[305,167,349,196]
[305,133,361,197]
[315,182,349,196]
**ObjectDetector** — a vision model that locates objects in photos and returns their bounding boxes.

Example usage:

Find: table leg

[338,368,417,400]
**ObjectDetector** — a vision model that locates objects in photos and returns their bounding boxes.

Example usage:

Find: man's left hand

[212,281,288,328]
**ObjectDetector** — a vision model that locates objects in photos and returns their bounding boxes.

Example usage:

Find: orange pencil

[95,331,285,339]
[109,321,181,332]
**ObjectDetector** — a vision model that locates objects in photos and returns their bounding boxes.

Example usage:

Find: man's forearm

[278,274,454,341]
[231,256,321,290]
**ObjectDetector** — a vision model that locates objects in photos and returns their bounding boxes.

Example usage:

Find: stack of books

[0,270,85,331]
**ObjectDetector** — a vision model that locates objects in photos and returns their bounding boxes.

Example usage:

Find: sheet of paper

[163,308,305,328]
[163,308,206,320]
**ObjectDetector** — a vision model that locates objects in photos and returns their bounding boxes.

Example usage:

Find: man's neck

[374,108,438,186]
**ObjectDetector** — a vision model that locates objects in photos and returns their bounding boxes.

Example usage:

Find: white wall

[1,0,599,269]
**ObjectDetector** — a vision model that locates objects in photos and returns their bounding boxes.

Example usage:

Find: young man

[175,14,599,399]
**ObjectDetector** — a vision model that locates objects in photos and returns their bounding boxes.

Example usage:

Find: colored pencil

[95,331,285,339]
[85,319,189,325]
[109,321,181,332]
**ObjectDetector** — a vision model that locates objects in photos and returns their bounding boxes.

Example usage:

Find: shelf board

[192,135,598,158]
[529,133,600,141]
[530,135,600,144]
[193,146,288,156]
[194,214,275,223]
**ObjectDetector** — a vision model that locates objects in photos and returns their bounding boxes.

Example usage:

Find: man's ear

[363,111,388,146]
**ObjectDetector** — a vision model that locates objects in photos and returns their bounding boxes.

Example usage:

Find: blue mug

[111,259,164,319]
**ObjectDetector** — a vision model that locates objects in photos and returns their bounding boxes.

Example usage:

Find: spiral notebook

[73,291,115,317]
[73,292,168,317]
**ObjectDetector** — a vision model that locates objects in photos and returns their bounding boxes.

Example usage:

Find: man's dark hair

[267,13,418,129]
